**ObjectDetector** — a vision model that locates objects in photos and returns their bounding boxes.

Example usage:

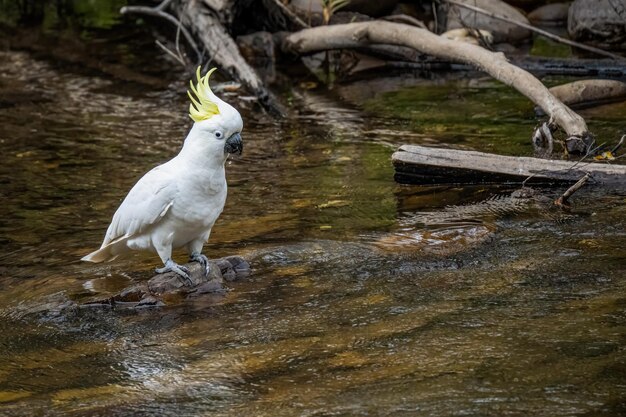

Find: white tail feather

[81,239,127,263]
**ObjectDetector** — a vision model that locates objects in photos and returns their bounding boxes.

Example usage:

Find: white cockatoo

[82,67,243,283]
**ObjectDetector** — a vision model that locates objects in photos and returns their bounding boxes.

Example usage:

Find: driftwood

[283,21,590,143]
[548,79,626,109]
[393,145,626,185]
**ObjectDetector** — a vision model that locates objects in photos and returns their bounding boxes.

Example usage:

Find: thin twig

[382,14,428,29]
[155,40,186,66]
[175,17,185,63]
[444,0,626,61]
[554,172,591,207]
[155,0,174,12]
[522,138,600,186]
[610,134,625,154]
[120,5,202,64]
[271,0,309,29]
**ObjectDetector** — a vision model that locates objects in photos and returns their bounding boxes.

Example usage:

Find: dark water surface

[1,5,626,416]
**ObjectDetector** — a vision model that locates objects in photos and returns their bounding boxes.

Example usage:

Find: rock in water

[148,262,224,294]
[236,31,276,62]
[441,0,532,43]
[528,3,571,25]
[568,0,626,47]
[83,256,252,308]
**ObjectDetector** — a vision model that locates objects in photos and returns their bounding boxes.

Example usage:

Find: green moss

[362,80,537,156]
[531,35,572,58]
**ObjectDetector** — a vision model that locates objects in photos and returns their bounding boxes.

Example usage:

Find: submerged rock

[374,224,495,256]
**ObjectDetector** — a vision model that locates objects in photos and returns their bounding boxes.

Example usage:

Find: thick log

[393,145,626,185]
[549,79,626,109]
[283,21,590,141]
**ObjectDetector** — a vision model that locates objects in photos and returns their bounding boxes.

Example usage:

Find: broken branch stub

[554,173,591,207]
[283,21,591,142]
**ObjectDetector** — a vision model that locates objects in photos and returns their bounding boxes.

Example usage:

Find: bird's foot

[190,252,210,277]
[155,259,192,286]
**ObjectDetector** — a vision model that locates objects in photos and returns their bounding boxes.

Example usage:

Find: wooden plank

[392,145,626,186]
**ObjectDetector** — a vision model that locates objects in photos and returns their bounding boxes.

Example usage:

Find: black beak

[224,132,243,155]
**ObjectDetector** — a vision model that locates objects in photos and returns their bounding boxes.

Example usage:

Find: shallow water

[1,6,626,416]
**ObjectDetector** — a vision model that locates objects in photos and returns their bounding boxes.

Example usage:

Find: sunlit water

[1,18,626,417]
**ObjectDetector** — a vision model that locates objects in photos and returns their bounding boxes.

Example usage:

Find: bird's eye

[215,131,223,139]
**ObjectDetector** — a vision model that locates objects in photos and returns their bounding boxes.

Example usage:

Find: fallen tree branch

[283,21,590,140]
[554,173,591,207]
[444,0,626,62]
[392,145,626,185]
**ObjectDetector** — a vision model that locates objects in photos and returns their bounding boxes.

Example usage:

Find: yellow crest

[188,67,220,123]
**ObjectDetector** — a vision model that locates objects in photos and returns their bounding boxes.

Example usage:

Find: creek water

[0,3,625,416]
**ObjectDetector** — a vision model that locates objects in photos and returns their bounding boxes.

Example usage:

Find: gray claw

[156,259,193,286]
[190,252,210,277]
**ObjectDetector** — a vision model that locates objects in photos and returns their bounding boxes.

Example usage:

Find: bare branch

[554,173,591,207]
[270,0,310,29]
[155,40,186,66]
[120,4,202,65]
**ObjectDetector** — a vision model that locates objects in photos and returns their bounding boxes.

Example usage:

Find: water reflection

[1,40,625,417]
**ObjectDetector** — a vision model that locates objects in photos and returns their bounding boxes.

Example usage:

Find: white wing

[102,164,178,246]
